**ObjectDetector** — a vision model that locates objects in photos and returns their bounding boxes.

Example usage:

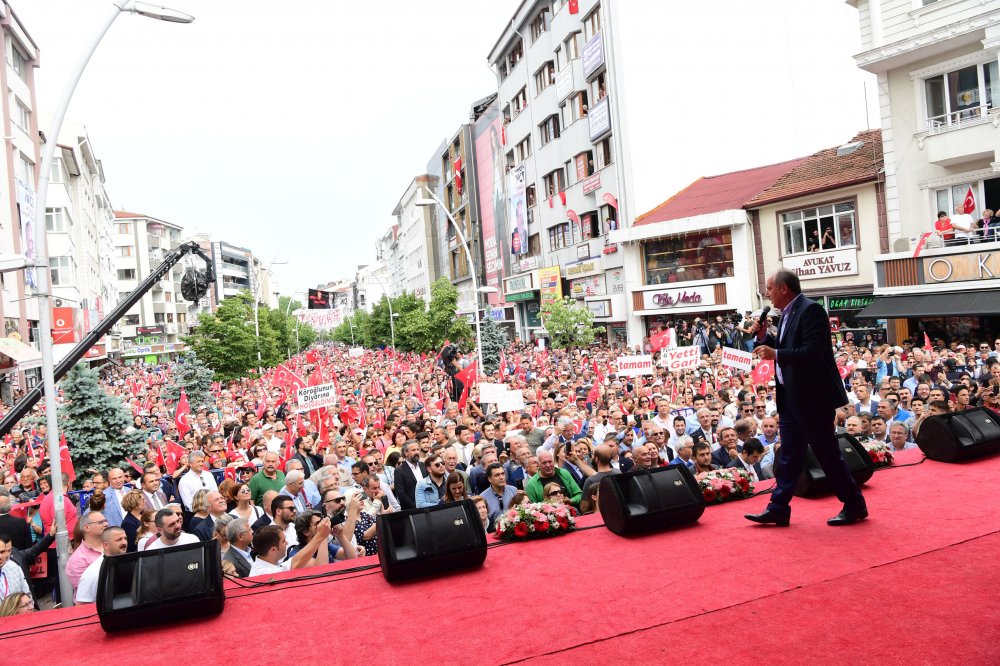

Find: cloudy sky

[15,0,876,296]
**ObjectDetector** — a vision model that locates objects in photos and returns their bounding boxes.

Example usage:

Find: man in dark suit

[747,269,867,527]
[0,493,33,551]
[393,441,427,511]
[725,437,766,481]
[291,436,323,479]
[223,518,253,577]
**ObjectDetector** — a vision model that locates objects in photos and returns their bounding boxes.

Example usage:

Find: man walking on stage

[746,268,868,527]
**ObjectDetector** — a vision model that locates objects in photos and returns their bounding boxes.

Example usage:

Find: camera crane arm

[0,241,214,437]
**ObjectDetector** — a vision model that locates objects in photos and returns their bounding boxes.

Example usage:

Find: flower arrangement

[494,502,576,541]
[695,468,754,504]
[857,437,894,468]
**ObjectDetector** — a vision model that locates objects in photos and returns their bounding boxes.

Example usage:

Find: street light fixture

[31,0,193,607]
[415,189,486,378]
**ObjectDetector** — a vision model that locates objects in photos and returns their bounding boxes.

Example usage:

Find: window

[164,291,172,303]
[526,184,537,208]
[516,135,532,164]
[10,46,27,80]
[584,7,602,41]
[506,149,516,171]
[574,150,595,182]
[579,212,600,240]
[934,183,979,217]
[589,73,607,102]
[45,208,67,232]
[539,114,561,146]
[564,32,580,64]
[600,204,618,234]
[119,292,131,302]
[549,222,571,251]
[117,268,136,280]
[507,39,524,71]
[118,246,133,257]
[497,59,508,83]
[15,101,29,132]
[644,230,735,285]
[530,7,550,42]
[543,169,565,198]
[596,136,614,170]
[116,223,131,235]
[562,91,589,128]
[527,233,542,257]
[123,315,140,326]
[781,201,857,256]
[154,313,166,324]
[534,61,555,95]
[502,104,511,124]
[512,86,528,116]
[924,60,998,129]
[18,154,33,188]
[49,257,73,286]
[451,248,469,280]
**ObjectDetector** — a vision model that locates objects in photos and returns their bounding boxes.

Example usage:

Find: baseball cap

[262,423,274,431]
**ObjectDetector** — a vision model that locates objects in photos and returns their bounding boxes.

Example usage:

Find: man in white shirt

[102,468,131,527]
[950,203,975,243]
[75,526,129,604]
[725,438,765,482]
[146,507,201,550]
[178,450,219,512]
[450,426,475,469]
[850,383,879,416]
[262,423,286,453]
[249,519,331,577]
[277,470,311,513]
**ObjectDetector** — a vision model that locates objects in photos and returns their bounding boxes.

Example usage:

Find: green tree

[269,296,317,358]
[161,351,214,406]
[184,291,269,381]
[480,315,508,375]
[59,364,146,474]
[540,297,596,349]
[427,277,472,349]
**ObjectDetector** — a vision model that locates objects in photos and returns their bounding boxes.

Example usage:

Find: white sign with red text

[616,354,655,377]
[720,347,754,372]
[661,346,701,371]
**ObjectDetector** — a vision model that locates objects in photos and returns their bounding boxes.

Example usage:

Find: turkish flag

[751,360,775,386]
[454,156,463,194]
[306,349,320,364]
[455,359,478,388]
[649,329,673,353]
[838,364,851,380]
[558,191,567,206]
[274,363,305,393]
[963,186,976,215]
[164,439,186,475]
[548,196,554,208]
[569,0,579,13]
[498,351,508,381]
[923,332,933,351]
[59,433,76,484]
[587,381,601,405]
[174,390,192,437]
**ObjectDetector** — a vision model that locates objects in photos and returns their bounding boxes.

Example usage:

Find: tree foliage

[540,297,596,349]
[480,315,508,375]
[59,364,146,475]
[270,296,317,357]
[161,351,214,406]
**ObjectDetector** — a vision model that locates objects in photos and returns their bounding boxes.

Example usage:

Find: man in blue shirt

[415,454,448,508]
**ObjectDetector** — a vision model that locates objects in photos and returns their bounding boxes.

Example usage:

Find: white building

[45,119,119,363]
[392,175,441,303]
[848,0,1000,341]
[488,0,633,343]
[113,211,189,362]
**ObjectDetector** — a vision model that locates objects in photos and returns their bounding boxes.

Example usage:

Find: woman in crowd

[228,482,264,523]
[188,489,210,533]
[441,472,468,503]
[135,509,158,551]
[0,592,34,616]
[121,490,145,552]
[218,478,237,512]
[471,496,490,532]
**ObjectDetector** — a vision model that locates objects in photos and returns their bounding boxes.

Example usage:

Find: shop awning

[857,292,1000,319]
[0,338,43,370]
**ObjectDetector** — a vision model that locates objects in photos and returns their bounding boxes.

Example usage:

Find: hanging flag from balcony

[559,191,567,206]
[308,289,333,309]
[962,187,976,215]
[569,0,579,14]
[454,156,463,194]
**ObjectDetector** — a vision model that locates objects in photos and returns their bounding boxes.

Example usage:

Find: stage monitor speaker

[377,499,487,582]
[917,407,1000,462]
[598,464,706,536]
[794,433,875,497]
[96,540,225,632]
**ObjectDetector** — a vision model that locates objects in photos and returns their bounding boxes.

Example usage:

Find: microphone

[756,306,771,342]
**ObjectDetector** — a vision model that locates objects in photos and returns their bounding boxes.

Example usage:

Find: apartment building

[113,211,189,362]
[488,0,631,343]
[392,175,441,303]
[849,0,1000,341]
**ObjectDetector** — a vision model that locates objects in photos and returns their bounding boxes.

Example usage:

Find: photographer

[693,318,710,356]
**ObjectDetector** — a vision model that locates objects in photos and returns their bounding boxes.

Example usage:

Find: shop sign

[922,251,1000,284]
[555,65,574,102]
[783,248,858,280]
[607,269,625,295]
[571,274,607,298]
[641,284,716,310]
[582,173,602,194]
[506,290,537,303]
[828,295,874,310]
[505,273,535,293]
[589,96,611,142]
[539,266,563,305]
[587,300,611,318]
[582,31,605,78]
[526,301,542,328]
[514,256,539,273]
[566,260,600,278]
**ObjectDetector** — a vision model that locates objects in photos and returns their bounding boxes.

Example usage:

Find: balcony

[918,107,999,166]
[872,237,1000,295]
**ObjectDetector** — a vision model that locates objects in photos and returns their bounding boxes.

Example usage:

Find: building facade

[850,0,1000,342]
[488,0,631,343]
[113,211,189,363]
[392,175,441,303]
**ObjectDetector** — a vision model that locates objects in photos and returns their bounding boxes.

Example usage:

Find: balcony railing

[925,104,995,135]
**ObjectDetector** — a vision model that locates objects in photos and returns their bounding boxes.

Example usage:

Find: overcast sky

[15,0,876,296]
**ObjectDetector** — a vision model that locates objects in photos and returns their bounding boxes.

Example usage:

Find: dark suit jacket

[725,457,764,479]
[194,516,222,541]
[250,513,272,533]
[712,448,736,468]
[122,512,142,552]
[759,295,849,411]
[142,489,169,513]
[0,514,33,551]
[394,461,428,511]
[223,547,252,577]
[292,452,323,478]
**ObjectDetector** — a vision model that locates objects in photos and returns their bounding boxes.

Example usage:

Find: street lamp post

[415,189,492,377]
[364,270,396,352]
[283,291,305,357]
[31,0,194,608]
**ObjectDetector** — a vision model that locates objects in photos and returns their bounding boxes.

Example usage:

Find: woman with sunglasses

[227,482,264,523]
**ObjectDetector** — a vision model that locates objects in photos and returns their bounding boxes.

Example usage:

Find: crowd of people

[2,322,999,616]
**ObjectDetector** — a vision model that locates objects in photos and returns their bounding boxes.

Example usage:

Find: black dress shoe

[827,508,868,526]
[744,510,790,527]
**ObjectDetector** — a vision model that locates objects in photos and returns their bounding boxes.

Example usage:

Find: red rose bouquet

[695,468,754,504]
[495,502,576,541]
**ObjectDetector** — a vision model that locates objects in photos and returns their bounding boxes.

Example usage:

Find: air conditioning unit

[891,238,911,253]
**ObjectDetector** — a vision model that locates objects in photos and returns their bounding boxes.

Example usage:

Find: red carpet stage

[3,449,999,665]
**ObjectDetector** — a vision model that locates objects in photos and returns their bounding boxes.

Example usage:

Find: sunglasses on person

[547,490,564,498]
[324,497,345,505]
[275,428,287,433]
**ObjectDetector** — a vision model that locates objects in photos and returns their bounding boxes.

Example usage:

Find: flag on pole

[923,332,933,351]
[963,186,976,215]
[751,360,775,386]
[59,433,76,484]
[174,390,192,437]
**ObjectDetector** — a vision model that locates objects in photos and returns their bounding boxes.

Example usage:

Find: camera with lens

[728,311,743,325]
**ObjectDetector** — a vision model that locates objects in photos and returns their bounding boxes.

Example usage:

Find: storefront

[858,244,1000,344]
[563,259,629,344]
[503,271,541,342]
